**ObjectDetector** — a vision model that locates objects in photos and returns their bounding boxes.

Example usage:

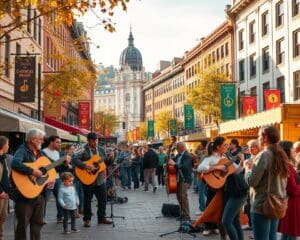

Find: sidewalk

[4,186,254,240]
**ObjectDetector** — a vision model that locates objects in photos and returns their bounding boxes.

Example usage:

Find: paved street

[3,186,256,240]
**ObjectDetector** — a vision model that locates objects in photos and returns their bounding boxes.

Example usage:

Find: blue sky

[81,0,231,72]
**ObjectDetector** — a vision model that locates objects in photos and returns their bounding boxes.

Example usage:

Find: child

[58,172,80,234]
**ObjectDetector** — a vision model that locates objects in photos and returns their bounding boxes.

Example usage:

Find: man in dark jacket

[11,128,46,240]
[142,145,158,192]
[169,142,193,220]
[72,132,112,227]
[0,136,10,240]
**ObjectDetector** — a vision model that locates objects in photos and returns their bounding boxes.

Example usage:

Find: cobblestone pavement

[4,186,257,240]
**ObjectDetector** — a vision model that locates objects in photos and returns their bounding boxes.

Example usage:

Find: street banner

[264,89,281,110]
[78,101,90,130]
[221,84,236,120]
[94,112,103,133]
[184,104,194,130]
[14,56,36,102]
[135,127,140,140]
[147,120,154,138]
[104,124,110,137]
[243,96,257,116]
[169,118,177,136]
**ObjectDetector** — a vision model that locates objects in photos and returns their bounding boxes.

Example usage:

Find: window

[249,20,255,43]
[16,43,21,55]
[294,71,300,101]
[27,5,31,33]
[4,34,10,77]
[263,82,270,110]
[293,0,300,17]
[277,76,285,103]
[225,43,229,56]
[33,10,37,40]
[293,29,300,58]
[276,38,285,65]
[221,45,224,58]
[262,46,270,72]
[226,63,230,77]
[125,93,130,101]
[276,1,284,27]
[250,86,257,96]
[239,59,245,82]
[262,11,269,36]
[250,54,256,78]
[238,29,244,50]
[216,48,220,60]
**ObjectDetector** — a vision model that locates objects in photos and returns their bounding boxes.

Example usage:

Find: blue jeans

[52,178,64,219]
[121,166,132,189]
[74,178,84,210]
[222,195,246,240]
[197,180,207,212]
[131,165,140,189]
[281,235,297,240]
[251,212,279,240]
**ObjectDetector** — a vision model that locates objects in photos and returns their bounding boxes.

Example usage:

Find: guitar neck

[44,156,66,171]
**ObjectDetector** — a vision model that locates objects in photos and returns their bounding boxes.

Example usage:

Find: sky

[80,0,231,73]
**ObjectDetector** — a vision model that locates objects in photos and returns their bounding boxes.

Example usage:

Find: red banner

[94,112,103,133]
[264,89,281,110]
[135,127,140,140]
[78,101,90,130]
[243,96,257,116]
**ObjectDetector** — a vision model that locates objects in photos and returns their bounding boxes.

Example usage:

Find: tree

[94,111,118,135]
[187,64,231,126]
[154,111,172,139]
[0,0,130,42]
[139,121,147,140]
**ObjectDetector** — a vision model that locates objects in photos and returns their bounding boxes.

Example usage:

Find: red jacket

[278,164,300,236]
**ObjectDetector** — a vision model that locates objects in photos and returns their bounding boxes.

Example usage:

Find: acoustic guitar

[75,155,106,185]
[11,153,75,199]
[201,158,236,189]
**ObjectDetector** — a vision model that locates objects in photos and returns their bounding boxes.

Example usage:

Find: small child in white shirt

[58,172,80,234]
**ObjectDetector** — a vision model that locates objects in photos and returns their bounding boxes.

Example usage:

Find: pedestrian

[278,141,300,240]
[118,145,132,190]
[0,136,10,240]
[11,128,46,240]
[157,146,167,187]
[245,126,289,240]
[143,145,158,193]
[131,148,141,189]
[58,172,80,234]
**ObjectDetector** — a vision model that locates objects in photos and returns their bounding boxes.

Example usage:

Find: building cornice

[181,21,233,66]
[226,0,254,19]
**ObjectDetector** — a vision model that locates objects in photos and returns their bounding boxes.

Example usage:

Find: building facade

[227,0,300,111]
[94,85,116,114]
[113,30,148,141]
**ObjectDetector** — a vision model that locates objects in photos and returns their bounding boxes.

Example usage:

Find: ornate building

[113,29,148,140]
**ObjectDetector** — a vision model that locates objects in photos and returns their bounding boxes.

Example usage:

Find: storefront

[219,104,300,145]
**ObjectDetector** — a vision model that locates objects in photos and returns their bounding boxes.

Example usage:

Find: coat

[278,164,300,236]
[174,151,193,184]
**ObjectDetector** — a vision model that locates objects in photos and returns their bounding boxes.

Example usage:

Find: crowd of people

[0,125,299,239]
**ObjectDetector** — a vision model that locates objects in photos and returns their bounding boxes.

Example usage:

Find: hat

[87,132,98,140]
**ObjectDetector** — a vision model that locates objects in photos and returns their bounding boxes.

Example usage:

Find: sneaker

[83,220,91,227]
[153,187,157,193]
[212,229,219,234]
[71,228,80,233]
[202,230,213,236]
[98,218,113,224]
[195,211,203,216]
[57,218,63,223]
[63,230,71,234]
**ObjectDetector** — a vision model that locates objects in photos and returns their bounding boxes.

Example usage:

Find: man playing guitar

[72,132,112,227]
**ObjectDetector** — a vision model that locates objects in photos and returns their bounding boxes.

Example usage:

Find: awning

[219,107,282,134]
[44,117,89,135]
[0,108,45,133]
[179,131,208,142]
[45,124,78,142]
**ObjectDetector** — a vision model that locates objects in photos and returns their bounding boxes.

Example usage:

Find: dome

[119,29,143,71]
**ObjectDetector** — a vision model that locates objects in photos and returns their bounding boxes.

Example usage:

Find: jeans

[197,180,207,212]
[120,166,132,189]
[251,212,279,240]
[131,165,140,189]
[281,235,297,240]
[156,166,164,186]
[74,178,84,211]
[82,183,107,221]
[222,195,246,240]
[44,179,64,220]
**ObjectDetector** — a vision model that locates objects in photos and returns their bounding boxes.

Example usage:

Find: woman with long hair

[131,148,141,189]
[245,126,289,240]
[278,141,300,240]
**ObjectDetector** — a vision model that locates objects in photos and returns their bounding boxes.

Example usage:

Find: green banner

[184,104,194,130]
[169,118,177,136]
[221,84,236,120]
[147,120,154,138]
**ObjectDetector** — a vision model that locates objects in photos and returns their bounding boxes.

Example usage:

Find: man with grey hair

[169,141,193,220]
[11,128,46,240]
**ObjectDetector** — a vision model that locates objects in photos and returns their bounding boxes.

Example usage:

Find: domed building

[113,29,148,141]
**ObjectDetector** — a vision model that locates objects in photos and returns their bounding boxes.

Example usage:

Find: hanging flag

[264,89,281,110]
[169,118,177,136]
[147,120,154,138]
[221,84,236,120]
[14,56,36,102]
[135,127,140,140]
[94,112,103,133]
[78,101,90,130]
[184,104,194,130]
[243,96,257,116]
